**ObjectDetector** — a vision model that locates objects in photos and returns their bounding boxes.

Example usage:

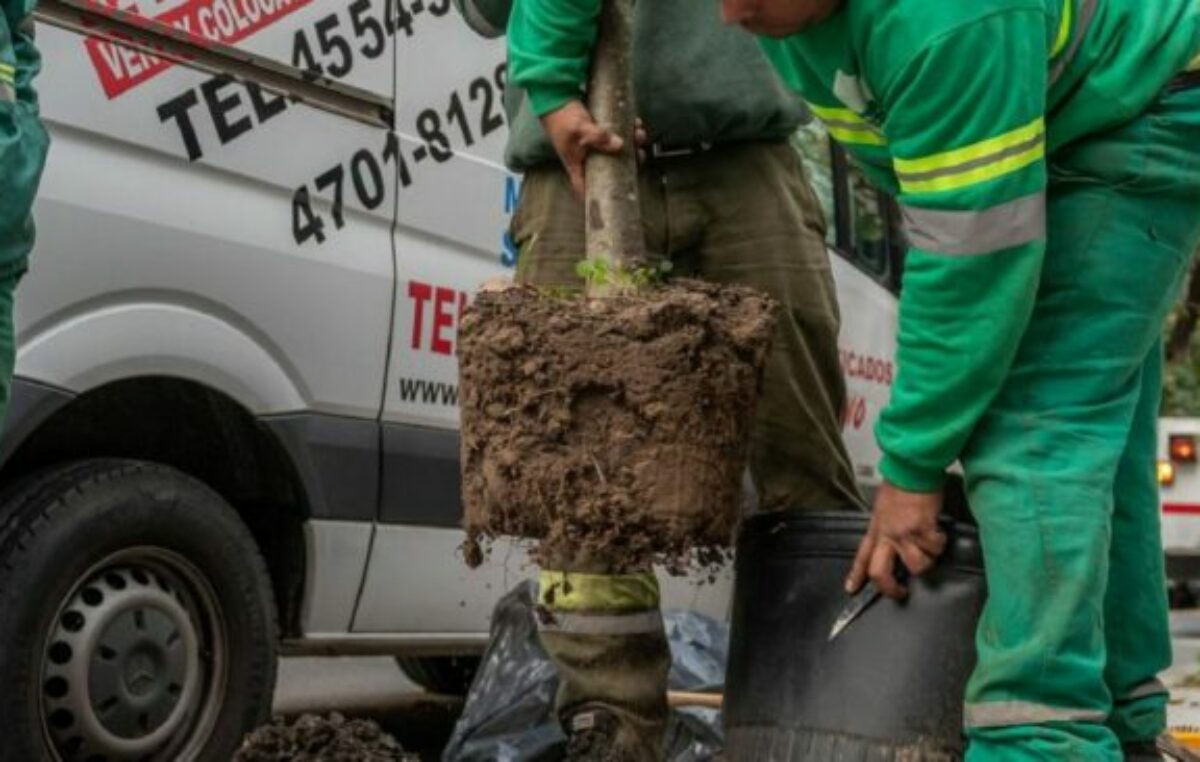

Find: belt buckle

[649,141,712,159]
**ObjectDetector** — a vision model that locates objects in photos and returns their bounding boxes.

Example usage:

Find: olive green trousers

[512,140,862,759]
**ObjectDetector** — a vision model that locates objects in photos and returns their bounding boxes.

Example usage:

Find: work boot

[542,630,669,762]
[535,565,669,762]
[563,706,639,762]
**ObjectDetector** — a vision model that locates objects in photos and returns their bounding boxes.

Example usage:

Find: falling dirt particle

[461,535,485,569]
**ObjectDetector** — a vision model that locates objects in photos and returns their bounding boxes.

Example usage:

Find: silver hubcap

[40,549,227,761]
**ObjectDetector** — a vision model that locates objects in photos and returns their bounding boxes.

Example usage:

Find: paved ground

[274,657,463,760]
[273,612,1200,760]
[1168,611,1200,744]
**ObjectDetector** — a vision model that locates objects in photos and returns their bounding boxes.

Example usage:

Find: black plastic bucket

[724,511,986,761]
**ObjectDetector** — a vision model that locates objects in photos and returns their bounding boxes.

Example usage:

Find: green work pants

[0,268,20,429]
[963,85,1200,760]
[512,140,862,759]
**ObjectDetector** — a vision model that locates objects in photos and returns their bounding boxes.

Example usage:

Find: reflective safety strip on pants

[0,63,14,104]
[538,609,665,636]
[1118,679,1169,704]
[538,570,660,614]
[964,701,1107,729]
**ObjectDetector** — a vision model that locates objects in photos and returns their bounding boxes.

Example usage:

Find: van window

[791,120,906,294]
[791,123,837,246]
[846,163,891,282]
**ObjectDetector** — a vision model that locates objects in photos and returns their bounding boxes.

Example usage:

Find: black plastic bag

[442,581,728,762]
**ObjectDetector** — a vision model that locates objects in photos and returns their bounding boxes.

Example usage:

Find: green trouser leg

[962,85,1200,761]
[511,141,861,759]
[0,269,18,428]
[1105,343,1173,744]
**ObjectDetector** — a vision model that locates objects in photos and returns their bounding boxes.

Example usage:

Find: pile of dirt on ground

[235,713,418,761]
[459,279,776,573]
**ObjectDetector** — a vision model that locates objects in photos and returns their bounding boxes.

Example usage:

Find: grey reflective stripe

[1049,0,1098,87]
[964,701,1107,729]
[1118,679,1168,703]
[0,82,14,104]
[901,192,1046,256]
[538,610,664,636]
[454,0,504,37]
[894,132,1044,187]
[820,117,875,134]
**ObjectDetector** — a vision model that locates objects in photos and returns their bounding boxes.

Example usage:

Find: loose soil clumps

[459,280,776,572]
[235,713,417,761]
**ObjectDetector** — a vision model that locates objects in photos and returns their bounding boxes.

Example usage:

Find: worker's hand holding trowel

[846,483,947,600]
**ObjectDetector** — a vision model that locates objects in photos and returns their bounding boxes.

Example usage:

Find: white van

[0,1,900,758]
[1159,417,1200,594]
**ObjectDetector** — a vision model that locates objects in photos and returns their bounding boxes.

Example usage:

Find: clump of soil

[235,713,417,761]
[458,279,777,572]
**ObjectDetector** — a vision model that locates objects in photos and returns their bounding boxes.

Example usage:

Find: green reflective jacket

[756,0,1200,491]
[1,0,48,276]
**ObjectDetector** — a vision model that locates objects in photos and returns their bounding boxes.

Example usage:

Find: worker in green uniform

[0,0,48,423]
[712,0,1196,758]
[456,0,864,757]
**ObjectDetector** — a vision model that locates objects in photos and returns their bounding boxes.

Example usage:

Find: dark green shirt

[454,0,808,171]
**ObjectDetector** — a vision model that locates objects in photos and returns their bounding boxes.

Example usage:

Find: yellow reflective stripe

[827,125,888,147]
[900,140,1044,195]
[1188,53,1200,73]
[894,117,1043,176]
[0,63,14,83]
[807,103,865,124]
[538,570,660,613]
[1052,0,1072,58]
[808,103,888,147]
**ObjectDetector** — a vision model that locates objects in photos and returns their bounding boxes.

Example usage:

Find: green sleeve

[871,11,1048,491]
[507,0,598,116]
[2,2,40,108]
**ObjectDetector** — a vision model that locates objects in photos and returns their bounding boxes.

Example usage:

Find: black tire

[395,655,481,695]
[0,459,278,762]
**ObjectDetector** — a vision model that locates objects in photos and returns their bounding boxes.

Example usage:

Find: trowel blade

[828,582,882,641]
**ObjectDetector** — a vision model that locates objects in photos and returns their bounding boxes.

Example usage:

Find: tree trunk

[1169,254,1200,363]
[584,0,646,297]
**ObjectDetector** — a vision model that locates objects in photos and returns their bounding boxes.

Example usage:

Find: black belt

[1168,69,1200,92]
[647,140,714,160]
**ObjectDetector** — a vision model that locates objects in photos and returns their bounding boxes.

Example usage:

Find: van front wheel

[0,460,277,761]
